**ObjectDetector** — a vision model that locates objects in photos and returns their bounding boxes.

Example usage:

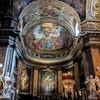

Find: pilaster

[3,36,15,76]
[58,70,63,95]
[74,62,80,91]
[91,47,100,76]
[81,0,100,76]
[33,69,38,96]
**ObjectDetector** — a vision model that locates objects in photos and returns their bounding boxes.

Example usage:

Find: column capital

[8,36,15,47]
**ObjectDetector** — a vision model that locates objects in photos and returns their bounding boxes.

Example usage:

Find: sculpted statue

[85,75,100,99]
[0,72,15,98]
[21,69,29,91]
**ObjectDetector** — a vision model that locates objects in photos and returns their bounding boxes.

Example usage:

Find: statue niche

[21,68,29,92]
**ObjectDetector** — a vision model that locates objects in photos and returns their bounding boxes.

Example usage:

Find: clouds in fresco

[24,23,71,51]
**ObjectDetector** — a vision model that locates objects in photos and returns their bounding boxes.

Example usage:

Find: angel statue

[85,75,100,99]
[0,72,15,98]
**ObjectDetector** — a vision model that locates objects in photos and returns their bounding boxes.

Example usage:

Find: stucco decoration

[86,0,100,20]
[19,0,81,36]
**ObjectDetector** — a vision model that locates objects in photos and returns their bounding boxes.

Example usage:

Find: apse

[17,0,81,65]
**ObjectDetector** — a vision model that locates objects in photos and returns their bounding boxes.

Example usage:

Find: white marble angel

[86,75,100,99]
[1,72,15,98]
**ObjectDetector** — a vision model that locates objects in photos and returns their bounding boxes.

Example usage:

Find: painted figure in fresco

[24,23,69,51]
[21,69,29,91]
[45,39,55,50]
[86,75,100,99]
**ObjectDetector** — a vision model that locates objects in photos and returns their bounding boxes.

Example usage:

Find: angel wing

[95,76,100,88]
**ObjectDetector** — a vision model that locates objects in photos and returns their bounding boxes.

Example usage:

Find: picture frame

[39,69,57,95]
[18,63,33,95]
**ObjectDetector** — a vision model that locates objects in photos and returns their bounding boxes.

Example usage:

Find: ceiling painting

[24,23,71,51]
[13,0,86,21]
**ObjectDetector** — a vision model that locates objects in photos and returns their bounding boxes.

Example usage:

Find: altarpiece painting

[17,62,33,94]
[40,70,56,95]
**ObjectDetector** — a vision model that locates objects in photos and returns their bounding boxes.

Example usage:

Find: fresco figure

[21,69,29,91]
[24,23,70,51]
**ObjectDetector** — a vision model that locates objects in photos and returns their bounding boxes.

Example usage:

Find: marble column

[58,70,63,95]
[82,51,90,79]
[1,36,16,100]
[3,36,15,76]
[33,69,38,96]
[91,47,100,76]
[74,62,80,91]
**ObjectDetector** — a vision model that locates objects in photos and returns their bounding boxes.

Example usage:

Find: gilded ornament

[95,14,100,19]
[95,3,100,9]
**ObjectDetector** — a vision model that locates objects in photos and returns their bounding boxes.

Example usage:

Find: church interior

[0,0,100,100]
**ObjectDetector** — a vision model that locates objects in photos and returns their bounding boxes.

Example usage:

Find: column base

[0,96,10,100]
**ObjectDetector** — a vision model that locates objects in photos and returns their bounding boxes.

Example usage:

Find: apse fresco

[24,23,70,51]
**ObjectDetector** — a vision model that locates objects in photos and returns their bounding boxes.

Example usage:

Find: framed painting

[39,69,56,95]
[19,63,33,95]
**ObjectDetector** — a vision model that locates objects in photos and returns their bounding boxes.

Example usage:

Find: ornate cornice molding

[81,32,100,49]
[15,36,82,65]
[81,20,100,32]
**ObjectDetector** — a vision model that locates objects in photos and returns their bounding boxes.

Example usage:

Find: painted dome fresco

[24,23,71,51]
